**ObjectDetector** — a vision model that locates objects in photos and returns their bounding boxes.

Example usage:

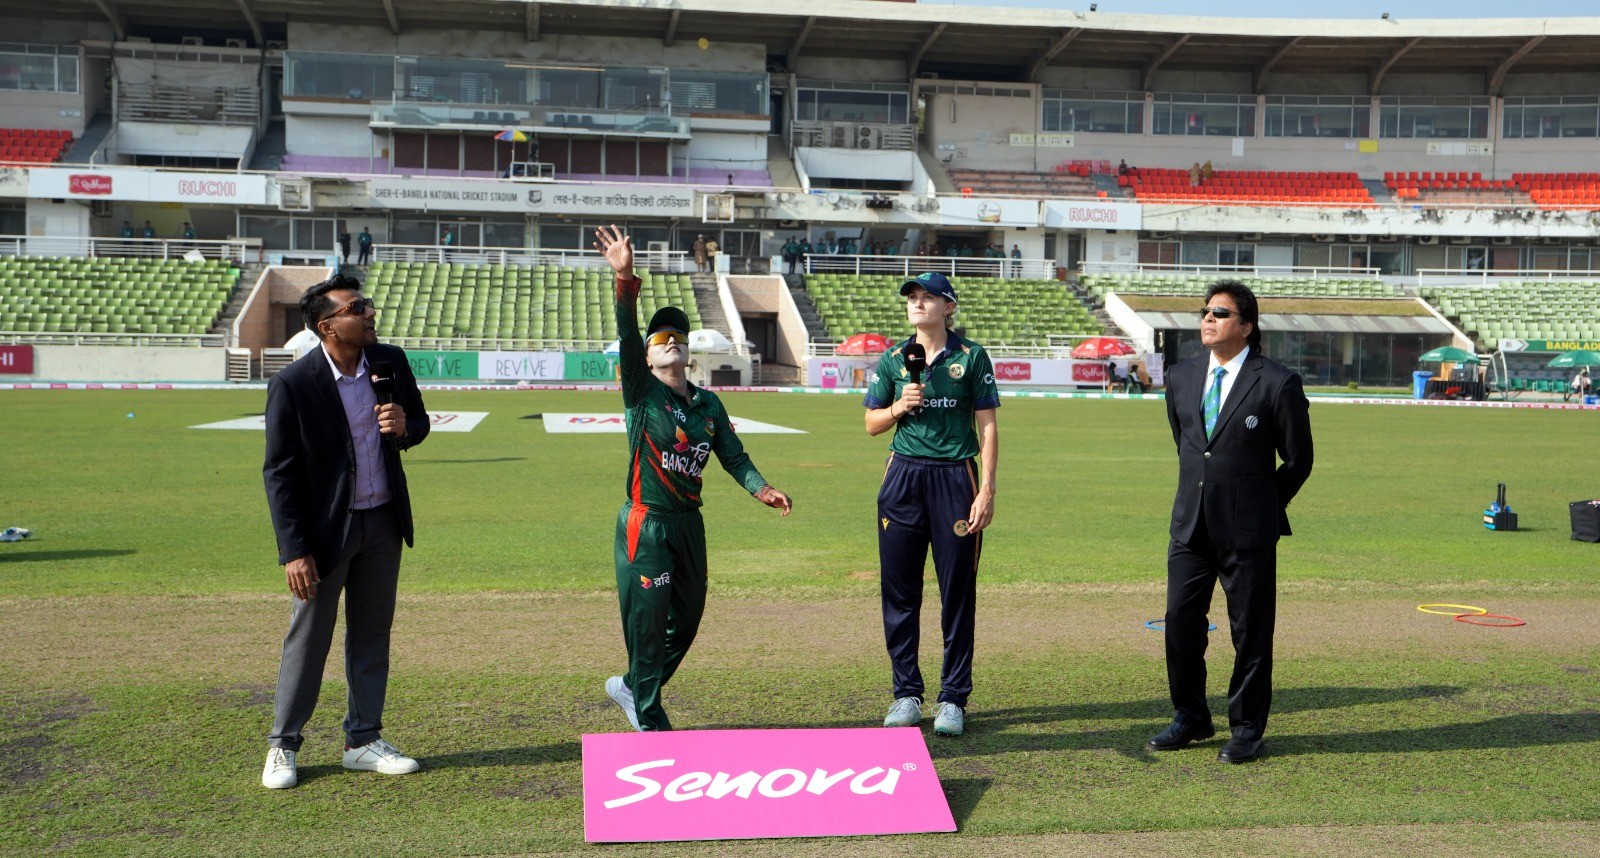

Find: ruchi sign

[582,727,955,842]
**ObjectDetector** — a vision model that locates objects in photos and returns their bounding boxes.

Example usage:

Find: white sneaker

[883,696,923,727]
[262,747,297,789]
[342,738,419,774]
[934,702,965,737]
[606,675,642,732]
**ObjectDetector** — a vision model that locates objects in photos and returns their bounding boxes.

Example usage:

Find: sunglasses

[646,330,688,348]
[321,296,376,322]
[1198,306,1237,320]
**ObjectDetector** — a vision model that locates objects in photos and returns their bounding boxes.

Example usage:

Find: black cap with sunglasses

[646,306,691,346]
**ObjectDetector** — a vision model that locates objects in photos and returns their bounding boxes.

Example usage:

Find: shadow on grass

[941,777,992,827]
[1267,712,1600,756]
[0,549,137,563]
[423,741,583,771]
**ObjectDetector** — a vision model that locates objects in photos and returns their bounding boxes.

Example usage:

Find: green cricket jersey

[616,276,768,513]
[863,333,1000,461]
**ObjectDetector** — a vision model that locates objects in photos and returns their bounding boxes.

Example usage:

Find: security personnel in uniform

[594,224,793,732]
[863,272,999,738]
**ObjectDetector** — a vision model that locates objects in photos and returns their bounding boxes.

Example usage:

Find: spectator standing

[1010,244,1022,277]
[357,227,374,266]
[141,221,156,239]
[693,234,708,274]
[338,229,352,265]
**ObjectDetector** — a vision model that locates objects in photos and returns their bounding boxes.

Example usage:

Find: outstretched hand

[757,485,793,516]
[593,224,634,277]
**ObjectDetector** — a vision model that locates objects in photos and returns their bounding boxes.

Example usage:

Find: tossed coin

[953,520,970,536]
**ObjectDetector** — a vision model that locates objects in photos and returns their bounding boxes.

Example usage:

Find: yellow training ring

[1417,603,1489,616]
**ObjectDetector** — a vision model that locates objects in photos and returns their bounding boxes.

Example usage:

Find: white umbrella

[688,329,732,352]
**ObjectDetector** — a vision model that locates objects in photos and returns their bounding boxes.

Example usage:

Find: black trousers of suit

[1165,510,1277,741]
[269,505,402,751]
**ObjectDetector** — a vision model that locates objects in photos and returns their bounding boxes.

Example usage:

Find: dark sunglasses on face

[321,296,376,322]
[1199,306,1236,320]
[647,330,688,347]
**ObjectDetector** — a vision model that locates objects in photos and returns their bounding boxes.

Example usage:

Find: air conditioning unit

[777,219,801,228]
[1346,235,1368,243]
[855,126,881,150]
[1491,236,1513,246]
[1145,231,1171,240]
[1240,233,1263,241]
[1417,235,1440,245]
[1448,236,1472,245]
[1312,234,1337,243]
[1541,237,1564,245]
[225,38,248,49]
[265,40,288,51]
[181,36,204,46]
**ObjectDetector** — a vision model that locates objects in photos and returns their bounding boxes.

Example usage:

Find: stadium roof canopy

[37,0,1600,92]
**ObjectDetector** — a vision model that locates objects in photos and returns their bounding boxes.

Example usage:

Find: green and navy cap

[647,306,691,336]
[900,271,959,303]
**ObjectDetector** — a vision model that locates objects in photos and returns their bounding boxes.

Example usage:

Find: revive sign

[582,727,955,842]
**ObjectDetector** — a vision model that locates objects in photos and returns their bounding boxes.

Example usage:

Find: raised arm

[596,224,649,406]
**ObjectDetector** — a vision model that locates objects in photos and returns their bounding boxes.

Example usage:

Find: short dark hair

[300,273,363,335]
[1205,279,1262,352]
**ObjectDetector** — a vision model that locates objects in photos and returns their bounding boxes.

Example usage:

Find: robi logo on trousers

[639,572,671,589]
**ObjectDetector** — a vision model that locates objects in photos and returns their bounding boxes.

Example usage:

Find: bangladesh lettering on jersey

[862,333,1000,461]
[615,277,769,513]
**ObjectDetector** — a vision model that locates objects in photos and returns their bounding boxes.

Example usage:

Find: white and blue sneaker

[883,696,923,727]
[933,702,965,737]
[606,676,642,732]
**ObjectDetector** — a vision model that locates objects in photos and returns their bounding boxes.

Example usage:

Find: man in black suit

[1148,280,1313,764]
[261,273,430,789]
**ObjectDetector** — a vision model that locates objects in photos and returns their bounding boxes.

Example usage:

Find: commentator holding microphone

[863,272,999,737]
[260,273,430,789]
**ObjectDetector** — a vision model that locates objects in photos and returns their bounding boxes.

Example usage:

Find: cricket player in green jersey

[593,224,794,732]
[863,272,999,738]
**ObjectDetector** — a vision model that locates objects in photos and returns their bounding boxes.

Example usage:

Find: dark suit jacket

[1165,349,1313,550]
[263,343,429,568]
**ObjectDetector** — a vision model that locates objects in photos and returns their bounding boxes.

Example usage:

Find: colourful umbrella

[494,129,528,142]
[1070,337,1137,359]
[836,332,893,355]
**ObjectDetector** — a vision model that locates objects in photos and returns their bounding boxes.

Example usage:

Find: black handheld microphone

[902,343,926,417]
[370,361,398,447]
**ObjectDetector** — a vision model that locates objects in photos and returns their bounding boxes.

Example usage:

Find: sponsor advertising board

[28,167,268,205]
[582,727,955,842]
[191,412,488,432]
[1041,200,1144,231]
[0,345,34,374]
[541,413,804,434]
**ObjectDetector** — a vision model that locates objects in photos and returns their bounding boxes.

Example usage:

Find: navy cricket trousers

[877,453,983,708]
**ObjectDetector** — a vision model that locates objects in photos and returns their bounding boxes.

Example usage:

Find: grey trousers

[268,506,402,751]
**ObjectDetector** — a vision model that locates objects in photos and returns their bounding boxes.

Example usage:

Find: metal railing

[1415,267,1600,289]
[1081,261,1383,279]
[0,235,257,263]
[370,244,691,272]
[803,254,1057,280]
[0,331,224,348]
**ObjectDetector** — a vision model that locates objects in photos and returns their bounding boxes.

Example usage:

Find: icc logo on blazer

[1244,415,1259,429]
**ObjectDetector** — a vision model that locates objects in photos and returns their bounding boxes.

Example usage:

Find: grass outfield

[2,389,1599,855]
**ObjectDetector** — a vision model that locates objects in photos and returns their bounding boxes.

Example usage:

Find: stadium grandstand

[2,0,1599,391]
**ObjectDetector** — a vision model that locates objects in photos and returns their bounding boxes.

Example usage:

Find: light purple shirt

[322,346,391,510]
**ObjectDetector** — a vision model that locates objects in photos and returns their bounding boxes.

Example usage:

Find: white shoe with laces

[342,738,419,774]
[934,702,965,737]
[262,747,297,789]
[883,696,923,728]
[606,675,643,732]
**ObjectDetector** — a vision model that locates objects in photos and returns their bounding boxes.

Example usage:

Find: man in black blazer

[261,273,430,789]
[1148,280,1313,764]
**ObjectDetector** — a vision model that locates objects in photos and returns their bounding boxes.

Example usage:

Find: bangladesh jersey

[616,277,768,513]
[863,333,1000,461]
